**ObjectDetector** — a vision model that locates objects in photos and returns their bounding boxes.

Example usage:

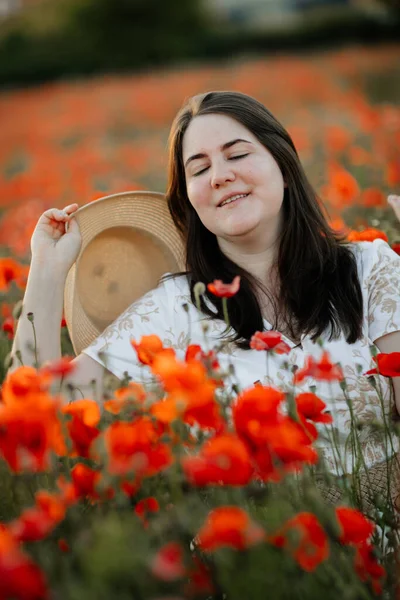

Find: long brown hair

[165,91,363,349]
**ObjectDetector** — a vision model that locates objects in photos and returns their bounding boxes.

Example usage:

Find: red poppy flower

[328,163,360,206]
[0,399,66,472]
[151,541,186,581]
[9,490,66,543]
[269,512,329,572]
[40,356,76,378]
[267,417,319,467]
[387,158,400,186]
[250,331,291,354]
[294,352,344,383]
[2,316,14,339]
[347,228,388,243]
[71,463,101,500]
[185,344,220,371]
[134,497,160,527]
[296,392,333,424]
[185,556,215,597]
[105,419,173,477]
[182,434,253,486]
[104,382,147,414]
[354,542,386,595]
[63,400,101,459]
[130,334,172,366]
[233,385,284,446]
[0,258,29,292]
[364,352,400,378]
[1,366,51,406]
[196,506,265,552]
[58,538,70,553]
[335,507,374,545]
[0,527,48,600]
[207,276,240,298]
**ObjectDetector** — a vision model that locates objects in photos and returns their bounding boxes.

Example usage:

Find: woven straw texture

[316,455,400,515]
[64,191,185,356]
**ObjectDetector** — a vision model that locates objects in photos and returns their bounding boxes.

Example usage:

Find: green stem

[222,297,230,327]
[28,313,39,369]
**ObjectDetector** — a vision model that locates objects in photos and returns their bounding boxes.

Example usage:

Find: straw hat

[64,191,185,356]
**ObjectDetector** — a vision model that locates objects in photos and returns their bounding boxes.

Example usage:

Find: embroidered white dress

[82,239,400,473]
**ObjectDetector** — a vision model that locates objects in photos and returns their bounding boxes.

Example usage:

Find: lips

[217,193,250,208]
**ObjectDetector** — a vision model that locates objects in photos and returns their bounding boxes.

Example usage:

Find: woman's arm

[10,261,65,369]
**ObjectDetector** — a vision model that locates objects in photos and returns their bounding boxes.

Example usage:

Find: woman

[9,91,400,485]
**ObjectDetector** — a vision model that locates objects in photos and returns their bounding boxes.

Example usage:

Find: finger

[63,204,79,214]
[46,209,70,222]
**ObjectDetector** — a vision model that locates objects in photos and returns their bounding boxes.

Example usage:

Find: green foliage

[0,0,399,87]
[0,0,209,85]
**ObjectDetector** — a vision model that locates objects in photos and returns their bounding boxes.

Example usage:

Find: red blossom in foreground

[334,507,385,593]
[40,356,76,378]
[250,331,291,354]
[151,541,186,581]
[296,393,333,425]
[9,491,66,543]
[207,276,240,298]
[294,351,344,384]
[104,382,146,414]
[364,352,400,378]
[0,526,48,600]
[62,399,101,459]
[182,434,253,486]
[196,506,265,552]
[185,344,221,375]
[232,385,318,480]
[71,463,101,501]
[185,556,215,598]
[131,334,174,366]
[104,419,173,477]
[354,543,386,595]
[269,512,329,572]
[335,507,374,546]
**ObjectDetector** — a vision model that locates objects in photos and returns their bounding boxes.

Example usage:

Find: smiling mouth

[218,193,250,208]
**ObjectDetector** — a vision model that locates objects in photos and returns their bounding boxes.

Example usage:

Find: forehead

[182,113,257,159]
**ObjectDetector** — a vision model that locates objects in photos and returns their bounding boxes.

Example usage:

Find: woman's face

[182,113,285,244]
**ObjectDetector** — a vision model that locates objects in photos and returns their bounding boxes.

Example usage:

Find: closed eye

[193,153,249,177]
[229,153,249,160]
[193,166,209,177]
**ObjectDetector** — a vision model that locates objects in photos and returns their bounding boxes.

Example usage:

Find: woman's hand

[388,194,400,223]
[30,203,82,276]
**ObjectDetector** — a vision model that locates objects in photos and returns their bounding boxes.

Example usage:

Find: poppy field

[0,43,400,599]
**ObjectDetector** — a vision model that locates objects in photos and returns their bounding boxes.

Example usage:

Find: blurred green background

[0,0,399,87]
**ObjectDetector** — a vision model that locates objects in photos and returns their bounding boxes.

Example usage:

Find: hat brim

[64,190,185,356]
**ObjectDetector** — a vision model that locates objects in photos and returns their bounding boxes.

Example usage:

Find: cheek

[186,180,210,211]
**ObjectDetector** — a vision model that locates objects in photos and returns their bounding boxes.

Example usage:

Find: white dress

[82,239,400,474]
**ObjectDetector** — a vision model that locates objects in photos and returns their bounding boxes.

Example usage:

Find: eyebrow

[184,138,252,169]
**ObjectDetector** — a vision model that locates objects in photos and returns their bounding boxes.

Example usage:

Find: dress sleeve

[81,276,174,383]
[364,239,400,343]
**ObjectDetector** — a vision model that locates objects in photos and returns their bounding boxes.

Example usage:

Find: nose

[210,161,236,189]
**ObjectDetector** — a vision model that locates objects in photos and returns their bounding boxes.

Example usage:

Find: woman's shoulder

[346,238,400,284]
[157,271,191,304]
